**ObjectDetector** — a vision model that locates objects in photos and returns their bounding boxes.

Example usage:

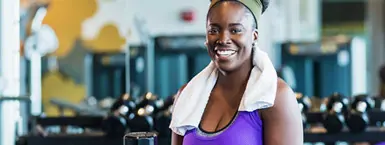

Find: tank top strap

[248,110,263,127]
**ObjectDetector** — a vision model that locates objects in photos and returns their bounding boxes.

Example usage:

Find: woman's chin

[215,62,236,74]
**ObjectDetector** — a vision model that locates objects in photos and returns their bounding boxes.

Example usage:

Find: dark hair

[207,0,270,29]
[209,0,270,13]
[261,0,269,13]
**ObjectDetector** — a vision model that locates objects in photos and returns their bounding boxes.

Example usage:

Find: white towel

[169,46,278,136]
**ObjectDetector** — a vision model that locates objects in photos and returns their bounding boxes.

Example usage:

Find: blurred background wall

[15,0,379,117]
[1,0,385,144]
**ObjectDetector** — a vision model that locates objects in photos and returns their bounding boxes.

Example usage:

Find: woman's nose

[217,32,231,44]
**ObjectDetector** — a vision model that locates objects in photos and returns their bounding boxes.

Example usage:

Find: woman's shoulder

[174,84,187,99]
[257,79,304,144]
[276,78,294,97]
[275,78,297,109]
[171,84,188,107]
[259,78,297,114]
[245,78,293,127]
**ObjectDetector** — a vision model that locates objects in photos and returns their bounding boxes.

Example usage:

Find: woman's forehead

[207,2,252,26]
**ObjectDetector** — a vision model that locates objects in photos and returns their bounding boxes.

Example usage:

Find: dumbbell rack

[305,128,385,143]
[50,98,108,116]
[303,111,385,143]
[24,112,385,144]
[19,131,385,145]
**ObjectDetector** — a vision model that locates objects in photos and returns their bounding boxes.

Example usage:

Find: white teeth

[217,50,235,56]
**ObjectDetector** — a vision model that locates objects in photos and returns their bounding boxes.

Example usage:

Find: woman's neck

[217,62,252,91]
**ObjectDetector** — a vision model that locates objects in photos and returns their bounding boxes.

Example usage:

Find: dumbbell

[121,94,137,119]
[98,97,116,109]
[102,114,128,138]
[371,96,385,127]
[102,94,134,137]
[153,95,174,117]
[322,93,349,133]
[373,96,385,111]
[135,92,158,110]
[296,93,311,128]
[126,92,159,132]
[124,132,158,145]
[153,96,175,138]
[346,94,374,133]
[127,106,155,132]
[380,65,385,96]
[380,65,385,83]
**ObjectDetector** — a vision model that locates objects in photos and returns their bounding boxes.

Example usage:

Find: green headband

[209,0,262,29]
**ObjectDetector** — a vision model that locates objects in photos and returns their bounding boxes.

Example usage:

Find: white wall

[131,0,209,36]
[367,0,385,95]
[82,0,210,46]
[0,0,21,144]
[81,0,321,66]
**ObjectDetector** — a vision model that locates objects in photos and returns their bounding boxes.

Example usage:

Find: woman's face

[206,1,257,73]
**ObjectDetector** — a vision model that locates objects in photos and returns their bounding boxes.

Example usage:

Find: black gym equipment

[102,93,152,137]
[346,94,374,133]
[281,41,354,98]
[296,93,311,128]
[380,65,385,83]
[373,97,385,111]
[101,92,176,136]
[18,91,385,145]
[322,93,349,133]
[102,93,156,136]
[152,95,174,117]
[102,115,128,138]
[102,92,159,137]
[134,93,158,110]
[153,96,174,140]
[380,65,385,97]
[126,92,158,132]
[102,94,132,138]
[85,47,146,100]
[49,92,174,139]
[128,93,174,134]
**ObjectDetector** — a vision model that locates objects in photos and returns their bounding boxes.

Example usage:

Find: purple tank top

[182,111,263,145]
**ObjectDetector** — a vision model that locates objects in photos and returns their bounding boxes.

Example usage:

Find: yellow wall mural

[42,0,97,57]
[29,0,133,116]
[42,70,86,116]
[42,0,130,56]
[83,23,127,53]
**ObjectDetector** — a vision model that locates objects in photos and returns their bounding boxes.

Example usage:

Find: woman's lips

[214,47,237,61]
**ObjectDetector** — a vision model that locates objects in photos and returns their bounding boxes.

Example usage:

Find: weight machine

[280,36,368,98]
[85,18,209,100]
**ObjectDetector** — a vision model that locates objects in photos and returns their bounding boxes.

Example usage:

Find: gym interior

[0,0,385,145]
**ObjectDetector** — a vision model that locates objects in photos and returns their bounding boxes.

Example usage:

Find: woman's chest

[199,90,243,132]
[183,112,264,145]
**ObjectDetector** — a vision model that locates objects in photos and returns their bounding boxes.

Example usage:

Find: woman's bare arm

[171,132,184,145]
[170,84,187,145]
[261,79,303,145]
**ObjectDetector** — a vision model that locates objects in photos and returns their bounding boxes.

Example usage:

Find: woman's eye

[231,28,242,33]
[208,29,219,34]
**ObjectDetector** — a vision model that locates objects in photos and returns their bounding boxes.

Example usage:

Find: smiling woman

[205,0,257,74]
[169,0,303,145]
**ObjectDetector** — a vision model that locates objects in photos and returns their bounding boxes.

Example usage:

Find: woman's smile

[214,47,238,61]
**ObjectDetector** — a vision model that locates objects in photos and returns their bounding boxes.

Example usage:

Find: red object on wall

[181,9,195,22]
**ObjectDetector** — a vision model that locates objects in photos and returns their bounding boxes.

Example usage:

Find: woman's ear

[204,41,208,47]
[253,31,258,41]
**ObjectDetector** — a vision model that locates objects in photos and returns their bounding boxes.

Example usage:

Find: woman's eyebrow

[229,23,243,26]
